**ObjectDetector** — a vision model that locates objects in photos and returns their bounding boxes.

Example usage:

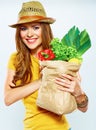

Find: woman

[4,1,88,130]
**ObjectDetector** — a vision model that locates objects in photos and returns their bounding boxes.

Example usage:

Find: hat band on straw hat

[10,16,55,28]
[19,15,45,21]
[19,15,54,22]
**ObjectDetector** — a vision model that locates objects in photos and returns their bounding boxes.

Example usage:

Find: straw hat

[9,1,55,28]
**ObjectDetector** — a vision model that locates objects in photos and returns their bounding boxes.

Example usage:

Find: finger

[77,72,81,81]
[9,82,16,88]
[61,74,74,81]
[55,77,71,85]
[9,82,15,86]
[58,86,73,93]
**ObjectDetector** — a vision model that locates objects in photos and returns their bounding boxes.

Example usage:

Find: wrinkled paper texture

[36,60,80,115]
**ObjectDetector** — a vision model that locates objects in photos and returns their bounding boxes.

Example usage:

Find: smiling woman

[4,0,89,129]
[19,23,42,51]
[1,0,96,130]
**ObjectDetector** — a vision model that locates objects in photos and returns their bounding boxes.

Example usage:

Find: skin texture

[4,22,88,113]
[20,23,43,55]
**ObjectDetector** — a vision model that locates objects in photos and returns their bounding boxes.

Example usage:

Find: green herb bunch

[50,38,82,61]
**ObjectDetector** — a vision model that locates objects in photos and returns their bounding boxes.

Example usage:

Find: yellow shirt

[8,52,70,130]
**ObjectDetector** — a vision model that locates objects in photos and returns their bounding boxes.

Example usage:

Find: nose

[27,28,33,37]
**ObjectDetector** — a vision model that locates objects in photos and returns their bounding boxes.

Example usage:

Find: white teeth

[27,39,36,43]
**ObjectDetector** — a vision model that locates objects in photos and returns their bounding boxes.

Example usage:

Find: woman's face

[20,22,43,54]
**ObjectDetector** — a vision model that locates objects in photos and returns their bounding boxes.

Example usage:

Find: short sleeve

[7,52,17,70]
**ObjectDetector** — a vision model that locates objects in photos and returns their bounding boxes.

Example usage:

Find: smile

[27,38,37,44]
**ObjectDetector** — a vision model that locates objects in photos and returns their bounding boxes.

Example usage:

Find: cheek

[20,31,25,39]
[37,28,42,37]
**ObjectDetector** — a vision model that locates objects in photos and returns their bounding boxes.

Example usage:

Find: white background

[0,0,96,130]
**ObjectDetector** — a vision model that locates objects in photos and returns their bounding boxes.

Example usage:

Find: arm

[4,69,41,106]
[55,73,88,112]
[74,92,88,112]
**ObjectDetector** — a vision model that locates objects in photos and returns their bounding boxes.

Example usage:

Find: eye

[20,26,27,31]
[33,25,40,30]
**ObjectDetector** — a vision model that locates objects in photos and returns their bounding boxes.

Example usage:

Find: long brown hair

[12,23,54,87]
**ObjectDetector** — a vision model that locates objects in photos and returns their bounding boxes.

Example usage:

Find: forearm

[4,79,41,106]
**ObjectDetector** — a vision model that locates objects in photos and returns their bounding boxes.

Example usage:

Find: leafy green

[61,26,80,47]
[61,26,91,56]
[50,26,91,61]
[50,38,82,61]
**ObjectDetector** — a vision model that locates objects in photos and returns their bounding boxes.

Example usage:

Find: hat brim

[9,16,56,28]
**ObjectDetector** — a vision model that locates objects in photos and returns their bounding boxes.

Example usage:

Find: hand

[39,65,44,78]
[55,73,83,97]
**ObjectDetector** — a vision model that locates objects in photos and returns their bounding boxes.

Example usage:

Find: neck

[30,45,43,58]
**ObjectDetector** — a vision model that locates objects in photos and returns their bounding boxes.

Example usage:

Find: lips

[26,38,37,44]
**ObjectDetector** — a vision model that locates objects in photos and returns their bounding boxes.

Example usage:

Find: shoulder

[9,52,17,59]
[7,52,17,70]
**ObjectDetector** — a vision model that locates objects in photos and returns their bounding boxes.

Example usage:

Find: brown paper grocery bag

[36,60,80,115]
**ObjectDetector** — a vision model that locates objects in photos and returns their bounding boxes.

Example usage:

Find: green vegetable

[50,26,91,61]
[38,26,91,62]
[61,26,91,56]
[50,38,82,61]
